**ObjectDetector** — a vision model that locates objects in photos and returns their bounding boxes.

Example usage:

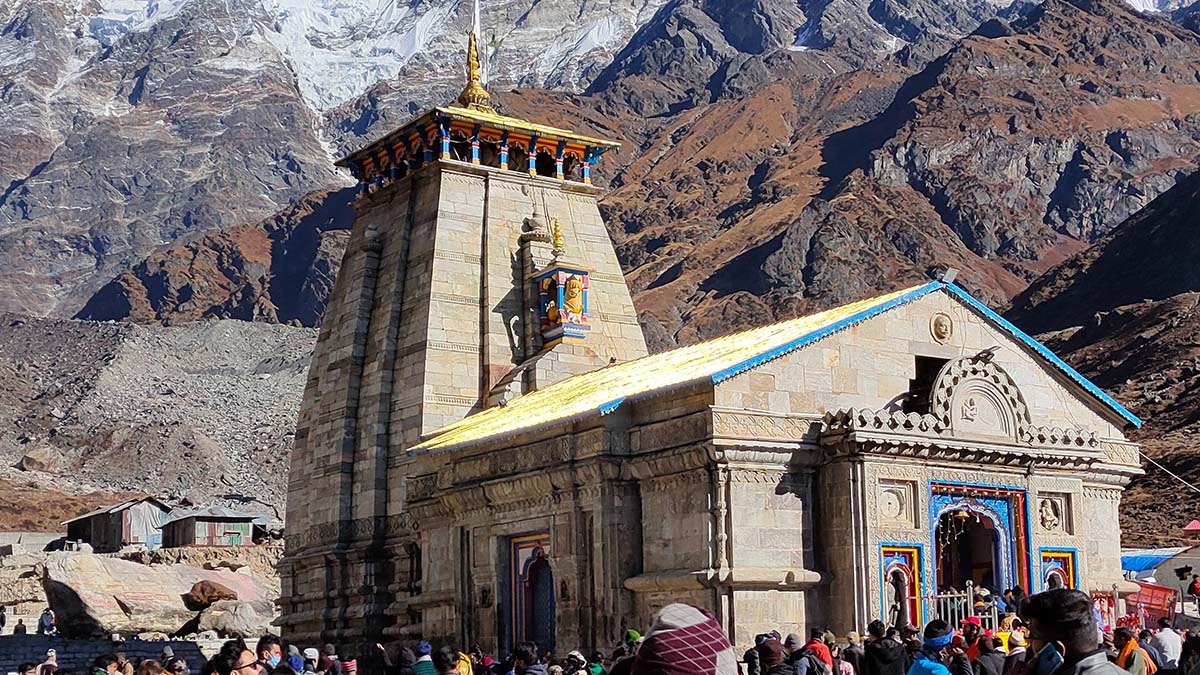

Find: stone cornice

[819,408,1141,477]
[710,407,822,448]
[623,566,824,592]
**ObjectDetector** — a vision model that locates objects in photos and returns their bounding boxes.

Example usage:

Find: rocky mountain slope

[76,187,355,326]
[0,0,675,319]
[1005,170,1200,545]
[0,313,315,524]
[76,0,1200,347]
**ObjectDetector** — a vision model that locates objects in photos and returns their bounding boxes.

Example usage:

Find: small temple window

[450,132,471,162]
[508,146,529,174]
[563,154,581,182]
[479,140,502,168]
[535,150,556,178]
[904,356,949,414]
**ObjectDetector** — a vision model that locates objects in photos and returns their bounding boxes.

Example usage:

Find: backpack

[803,650,833,675]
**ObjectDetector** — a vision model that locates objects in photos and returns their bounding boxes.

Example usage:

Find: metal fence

[901,581,1001,630]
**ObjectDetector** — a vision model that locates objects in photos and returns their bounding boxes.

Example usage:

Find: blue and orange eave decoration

[336,104,620,189]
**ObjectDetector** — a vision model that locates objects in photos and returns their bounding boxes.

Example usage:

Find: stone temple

[280,37,1145,656]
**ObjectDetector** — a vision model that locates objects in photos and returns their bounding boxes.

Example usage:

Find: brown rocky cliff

[75,188,355,327]
[75,0,1200,357]
[1005,170,1200,545]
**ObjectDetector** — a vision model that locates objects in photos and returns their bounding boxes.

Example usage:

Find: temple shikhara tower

[281,31,1146,656]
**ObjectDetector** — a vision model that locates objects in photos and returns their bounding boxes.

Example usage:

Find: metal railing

[899,581,1001,630]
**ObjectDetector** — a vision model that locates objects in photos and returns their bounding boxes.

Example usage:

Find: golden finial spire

[457,30,494,113]
[551,217,565,258]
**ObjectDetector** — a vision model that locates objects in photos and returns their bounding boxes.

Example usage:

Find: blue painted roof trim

[710,282,943,385]
[599,397,626,415]
[940,282,1141,428]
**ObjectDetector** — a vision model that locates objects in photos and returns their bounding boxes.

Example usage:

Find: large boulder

[19,446,64,472]
[197,600,271,638]
[42,553,274,637]
[184,579,238,610]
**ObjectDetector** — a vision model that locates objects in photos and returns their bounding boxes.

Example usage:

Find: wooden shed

[63,497,171,552]
[159,506,262,548]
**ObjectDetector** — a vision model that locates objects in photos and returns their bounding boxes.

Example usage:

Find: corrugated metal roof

[62,496,170,526]
[158,505,263,528]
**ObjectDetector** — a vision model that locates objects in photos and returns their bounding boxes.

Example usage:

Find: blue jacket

[908,652,952,675]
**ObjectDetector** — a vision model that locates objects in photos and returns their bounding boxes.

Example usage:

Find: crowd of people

[9,589,1200,675]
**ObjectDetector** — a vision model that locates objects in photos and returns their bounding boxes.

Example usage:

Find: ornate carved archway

[931,356,1032,442]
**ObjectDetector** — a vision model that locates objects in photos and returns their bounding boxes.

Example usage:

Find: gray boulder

[197,600,271,638]
[20,446,64,473]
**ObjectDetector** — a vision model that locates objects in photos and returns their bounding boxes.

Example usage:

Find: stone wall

[0,636,222,672]
[712,292,1129,440]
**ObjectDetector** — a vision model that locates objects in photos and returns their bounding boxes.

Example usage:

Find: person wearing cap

[755,635,789,675]
[286,647,304,674]
[784,633,830,675]
[319,645,343,675]
[165,658,189,675]
[961,618,984,662]
[412,642,435,675]
[1003,632,1026,675]
[846,633,866,675]
[341,661,357,675]
[909,621,958,675]
[564,652,588,675]
[18,664,37,675]
[301,649,319,675]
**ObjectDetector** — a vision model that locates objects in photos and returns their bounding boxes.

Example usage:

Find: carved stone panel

[931,356,1033,442]
[878,479,919,529]
[1036,493,1071,534]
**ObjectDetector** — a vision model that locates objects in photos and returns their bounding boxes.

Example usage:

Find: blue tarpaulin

[1121,547,1189,573]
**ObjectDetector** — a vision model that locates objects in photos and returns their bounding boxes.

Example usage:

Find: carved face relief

[930,313,954,344]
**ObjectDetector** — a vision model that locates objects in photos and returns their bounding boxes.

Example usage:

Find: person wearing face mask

[1019,589,1125,675]
[257,637,285,671]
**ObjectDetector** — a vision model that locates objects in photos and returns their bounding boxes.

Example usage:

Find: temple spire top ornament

[457,30,494,113]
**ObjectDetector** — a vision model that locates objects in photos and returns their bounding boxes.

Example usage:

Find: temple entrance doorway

[524,553,556,653]
[936,508,999,592]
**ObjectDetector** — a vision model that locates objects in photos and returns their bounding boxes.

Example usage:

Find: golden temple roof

[411,284,927,453]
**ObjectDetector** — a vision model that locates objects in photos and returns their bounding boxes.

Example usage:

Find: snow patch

[535,15,626,79]
[88,0,191,46]
[262,0,455,111]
